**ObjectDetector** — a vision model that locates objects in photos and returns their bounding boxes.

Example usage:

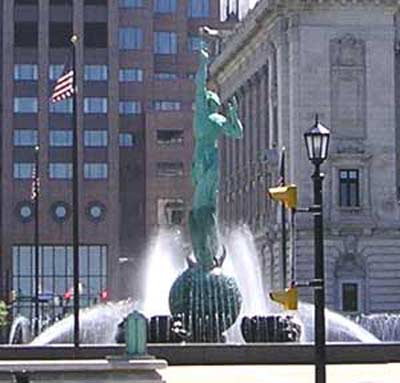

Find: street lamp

[304,114,330,383]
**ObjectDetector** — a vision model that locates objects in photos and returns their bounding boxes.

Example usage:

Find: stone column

[268,46,278,147]
[274,18,290,152]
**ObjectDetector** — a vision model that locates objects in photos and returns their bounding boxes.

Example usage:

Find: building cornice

[211,0,400,78]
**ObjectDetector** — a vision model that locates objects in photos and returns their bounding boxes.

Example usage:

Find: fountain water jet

[31,300,136,345]
[29,228,381,344]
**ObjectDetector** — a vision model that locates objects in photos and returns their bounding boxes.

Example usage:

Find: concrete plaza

[161,364,397,383]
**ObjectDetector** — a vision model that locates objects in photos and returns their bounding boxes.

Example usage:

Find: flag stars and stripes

[31,168,40,202]
[51,69,75,103]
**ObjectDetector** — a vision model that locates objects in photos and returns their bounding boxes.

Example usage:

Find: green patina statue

[169,35,243,342]
[189,40,243,270]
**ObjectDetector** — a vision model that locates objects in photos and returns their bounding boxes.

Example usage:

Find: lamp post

[304,115,330,383]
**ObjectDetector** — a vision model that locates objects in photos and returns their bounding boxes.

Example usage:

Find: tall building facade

[0,0,230,323]
[212,0,400,315]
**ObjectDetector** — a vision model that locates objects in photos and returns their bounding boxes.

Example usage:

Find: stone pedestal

[0,358,167,383]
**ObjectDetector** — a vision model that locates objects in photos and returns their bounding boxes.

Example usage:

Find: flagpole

[71,34,80,348]
[33,145,40,337]
[280,147,287,288]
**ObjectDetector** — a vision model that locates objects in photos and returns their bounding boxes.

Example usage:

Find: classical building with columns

[211,0,400,314]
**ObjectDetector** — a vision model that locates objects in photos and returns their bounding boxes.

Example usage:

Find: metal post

[33,145,40,337]
[312,164,326,383]
[280,147,287,288]
[71,35,80,348]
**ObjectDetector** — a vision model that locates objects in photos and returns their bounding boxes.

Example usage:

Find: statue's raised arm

[194,40,209,133]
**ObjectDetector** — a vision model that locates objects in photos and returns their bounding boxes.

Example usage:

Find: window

[12,245,107,318]
[15,201,34,222]
[188,0,209,17]
[49,99,73,114]
[49,22,72,48]
[86,201,106,221]
[339,169,360,207]
[156,130,183,145]
[157,198,185,225]
[14,130,38,146]
[84,130,108,147]
[154,72,177,80]
[156,162,183,177]
[341,283,358,312]
[154,32,177,54]
[15,22,38,47]
[85,0,107,4]
[119,68,143,82]
[50,0,72,5]
[49,130,73,147]
[154,100,181,111]
[49,163,73,179]
[14,64,38,80]
[84,163,108,179]
[84,65,108,81]
[119,27,143,50]
[154,0,176,13]
[84,97,108,113]
[15,0,38,4]
[49,65,64,80]
[119,101,142,115]
[119,133,136,147]
[119,0,142,7]
[13,163,34,179]
[51,201,70,222]
[14,97,38,113]
[188,35,201,53]
[84,23,107,48]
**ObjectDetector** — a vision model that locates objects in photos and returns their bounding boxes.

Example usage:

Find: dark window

[156,162,184,177]
[84,23,107,48]
[15,0,37,5]
[50,0,72,5]
[14,23,37,47]
[339,169,360,207]
[49,23,73,48]
[342,283,358,312]
[156,130,183,145]
[85,0,107,5]
[157,198,185,225]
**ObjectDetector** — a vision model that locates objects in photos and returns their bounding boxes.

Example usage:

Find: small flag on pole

[31,166,39,201]
[50,51,75,103]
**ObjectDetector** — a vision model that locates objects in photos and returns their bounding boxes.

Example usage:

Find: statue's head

[206,90,221,113]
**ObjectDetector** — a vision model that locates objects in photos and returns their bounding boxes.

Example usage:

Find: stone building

[0,0,232,323]
[211,0,400,314]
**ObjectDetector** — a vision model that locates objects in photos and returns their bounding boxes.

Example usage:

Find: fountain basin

[0,358,167,383]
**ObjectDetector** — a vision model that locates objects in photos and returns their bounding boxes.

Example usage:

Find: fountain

[31,226,380,345]
[27,30,384,347]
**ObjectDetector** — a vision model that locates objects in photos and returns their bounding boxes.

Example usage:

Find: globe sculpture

[168,36,244,342]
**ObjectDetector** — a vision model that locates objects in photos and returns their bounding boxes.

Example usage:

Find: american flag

[50,53,74,103]
[31,165,39,201]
